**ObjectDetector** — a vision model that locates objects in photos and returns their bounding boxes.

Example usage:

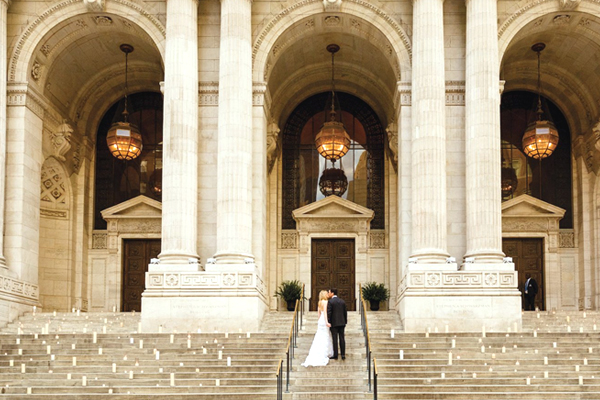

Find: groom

[327,288,348,360]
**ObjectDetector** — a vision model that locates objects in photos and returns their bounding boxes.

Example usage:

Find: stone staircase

[0,311,289,399]
[369,310,600,399]
[288,311,370,400]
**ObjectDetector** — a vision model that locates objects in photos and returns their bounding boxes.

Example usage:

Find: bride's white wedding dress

[301,311,334,367]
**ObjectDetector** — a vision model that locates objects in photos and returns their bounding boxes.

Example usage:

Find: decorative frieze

[40,209,67,219]
[199,81,219,106]
[0,274,39,301]
[395,81,466,106]
[403,270,516,292]
[146,271,265,296]
[7,84,46,119]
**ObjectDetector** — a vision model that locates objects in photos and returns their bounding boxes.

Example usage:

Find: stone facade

[0,0,597,331]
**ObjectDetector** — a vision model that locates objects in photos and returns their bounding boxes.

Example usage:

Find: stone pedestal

[399,264,522,332]
[141,264,267,332]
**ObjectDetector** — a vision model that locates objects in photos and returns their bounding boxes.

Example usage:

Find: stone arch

[252,0,412,83]
[8,0,165,83]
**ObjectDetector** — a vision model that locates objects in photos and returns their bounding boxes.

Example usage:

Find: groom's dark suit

[327,295,348,359]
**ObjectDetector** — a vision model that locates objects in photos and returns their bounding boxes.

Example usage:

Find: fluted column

[0,0,10,272]
[410,0,449,263]
[158,0,200,266]
[464,0,504,263]
[214,0,254,264]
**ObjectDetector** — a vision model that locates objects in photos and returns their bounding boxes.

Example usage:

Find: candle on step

[218,350,222,360]
[18,348,22,355]
[83,328,87,334]
[576,365,580,372]
[72,344,76,350]
[112,363,116,373]
[216,379,220,386]
[448,352,452,365]
[544,371,548,378]
[53,310,56,317]
[9,360,13,366]
[445,325,449,333]
[170,373,175,386]
[567,326,571,333]
[227,357,231,366]
[67,373,71,380]
[103,326,107,334]
[594,324,597,331]
[425,332,429,338]
[567,315,570,323]
[159,367,163,373]
[580,327,584,333]
[112,305,116,313]
[544,357,548,365]
[526,377,530,385]
[584,312,587,318]
[82,376,87,386]
[590,348,593,354]
[537,312,540,319]
[47,345,51,354]
[225,332,229,338]
[93,332,97,343]
[579,376,583,385]
[76,309,80,317]
[584,358,588,365]
[27,387,32,394]
[434,327,439,333]
[502,346,506,353]
[533,330,537,338]
[73,357,77,366]
[129,370,133,379]
[139,339,144,349]
[553,342,557,348]
[21,364,25,373]
[51,354,55,361]
[481,346,485,353]
[399,350,404,360]
[247,332,251,338]
[187,339,191,348]
[441,372,445,379]
[203,348,207,354]
[159,325,163,333]
[473,372,477,378]
[33,306,36,314]
[170,334,174,344]
[451,339,455,348]
[482,326,486,337]
[98,347,103,355]
[390,329,394,338]
[492,354,496,359]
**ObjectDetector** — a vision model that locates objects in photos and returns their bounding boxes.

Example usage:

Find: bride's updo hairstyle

[319,290,329,301]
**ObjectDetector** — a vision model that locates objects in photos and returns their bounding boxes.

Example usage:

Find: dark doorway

[311,239,356,311]
[122,239,161,312]
[503,238,544,311]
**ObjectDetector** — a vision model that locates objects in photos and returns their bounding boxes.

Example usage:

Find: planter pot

[286,300,296,311]
[369,300,380,311]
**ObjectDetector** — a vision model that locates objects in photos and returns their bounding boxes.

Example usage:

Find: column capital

[220,0,252,3]
[0,0,11,7]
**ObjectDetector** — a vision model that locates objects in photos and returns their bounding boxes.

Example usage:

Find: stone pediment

[501,194,565,218]
[292,195,374,220]
[101,195,162,220]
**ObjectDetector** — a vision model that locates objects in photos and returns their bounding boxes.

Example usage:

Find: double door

[122,239,161,312]
[503,238,544,311]
[310,239,356,311]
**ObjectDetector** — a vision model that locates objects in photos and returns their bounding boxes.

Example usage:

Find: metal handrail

[283,283,305,393]
[359,283,377,395]
[276,358,283,400]
[373,357,378,400]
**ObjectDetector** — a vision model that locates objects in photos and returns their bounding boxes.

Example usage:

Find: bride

[301,290,334,367]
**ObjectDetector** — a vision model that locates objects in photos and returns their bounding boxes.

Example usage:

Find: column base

[141,266,267,332]
[399,263,521,332]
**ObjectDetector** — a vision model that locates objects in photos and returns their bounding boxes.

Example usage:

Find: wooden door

[311,239,356,311]
[502,238,544,311]
[122,239,161,312]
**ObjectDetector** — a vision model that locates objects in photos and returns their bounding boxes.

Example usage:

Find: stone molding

[199,81,219,106]
[400,270,517,294]
[8,0,165,82]
[0,274,39,302]
[145,271,266,297]
[396,81,468,106]
[7,83,46,119]
[83,0,105,12]
[40,209,68,219]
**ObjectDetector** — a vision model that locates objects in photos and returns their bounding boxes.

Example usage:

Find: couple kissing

[301,288,348,367]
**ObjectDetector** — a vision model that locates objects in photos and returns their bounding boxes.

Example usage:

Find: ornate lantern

[314,44,351,162]
[501,165,518,199]
[319,166,348,197]
[106,44,143,160]
[522,43,559,160]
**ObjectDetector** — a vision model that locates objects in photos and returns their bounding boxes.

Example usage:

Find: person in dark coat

[327,288,348,360]
[523,273,539,311]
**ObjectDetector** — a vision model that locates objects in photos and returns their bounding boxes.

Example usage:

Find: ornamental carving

[0,275,39,301]
[165,274,179,286]
[559,0,580,10]
[559,230,575,248]
[324,16,341,26]
[31,61,41,81]
[323,0,342,11]
[369,231,385,249]
[267,120,280,174]
[92,232,107,249]
[426,273,441,286]
[405,271,516,289]
[281,232,298,249]
[94,16,113,26]
[503,219,548,232]
[386,122,398,166]
[484,273,498,286]
[40,158,68,209]
[50,120,73,161]
[223,274,236,287]
[116,220,161,233]
[552,14,571,25]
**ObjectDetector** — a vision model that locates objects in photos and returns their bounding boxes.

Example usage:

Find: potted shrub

[362,282,389,311]
[274,280,303,311]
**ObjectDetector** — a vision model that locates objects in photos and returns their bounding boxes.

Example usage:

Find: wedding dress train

[301,312,334,367]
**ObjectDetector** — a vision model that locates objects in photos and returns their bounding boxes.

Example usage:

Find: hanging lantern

[501,166,518,199]
[319,167,348,197]
[315,44,351,162]
[522,43,559,160]
[106,44,143,160]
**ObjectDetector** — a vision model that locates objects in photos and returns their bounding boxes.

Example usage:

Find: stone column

[0,0,10,272]
[157,0,200,267]
[410,0,449,263]
[214,0,254,264]
[464,0,504,263]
